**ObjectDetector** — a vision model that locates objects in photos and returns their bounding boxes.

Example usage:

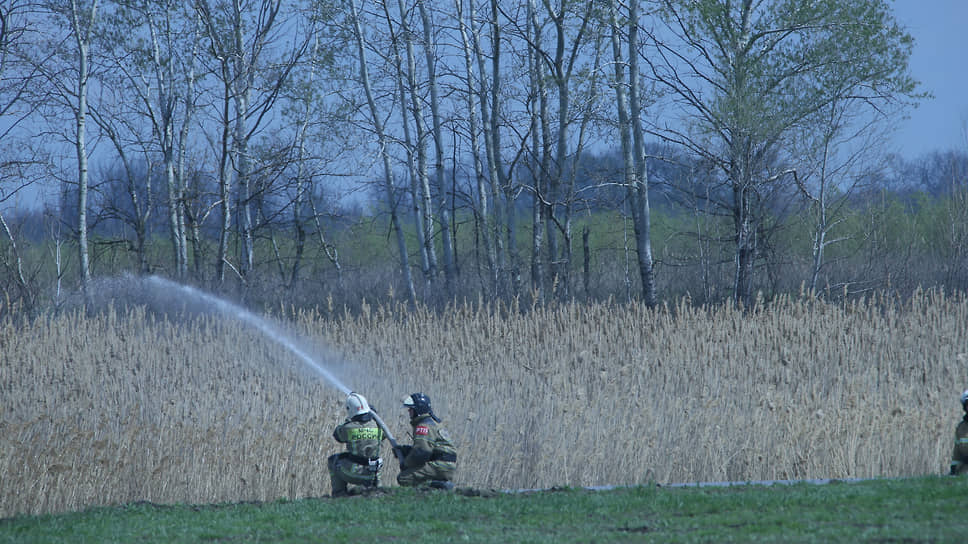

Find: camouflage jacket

[951,416,968,475]
[333,416,384,461]
[402,414,457,469]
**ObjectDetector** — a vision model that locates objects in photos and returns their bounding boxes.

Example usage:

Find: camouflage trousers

[396,460,456,487]
[328,453,381,494]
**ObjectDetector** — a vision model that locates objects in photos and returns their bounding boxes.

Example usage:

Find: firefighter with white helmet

[397,392,457,489]
[950,389,968,475]
[328,392,386,496]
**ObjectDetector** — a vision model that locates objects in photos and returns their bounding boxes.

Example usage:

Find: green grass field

[1,477,965,543]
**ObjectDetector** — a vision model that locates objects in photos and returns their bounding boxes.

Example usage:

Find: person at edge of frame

[328,392,385,497]
[950,388,968,475]
[396,392,457,490]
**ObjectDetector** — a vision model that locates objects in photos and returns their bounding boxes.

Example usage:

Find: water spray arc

[145,276,406,465]
[145,276,353,395]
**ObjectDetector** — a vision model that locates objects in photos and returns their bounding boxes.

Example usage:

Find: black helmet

[403,392,432,415]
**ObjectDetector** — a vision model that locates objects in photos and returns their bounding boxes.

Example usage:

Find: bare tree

[347,0,417,305]
[104,0,201,279]
[195,0,309,286]
[475,0,515,296]
[281,27,346,290]
[454,0,497,293]
[32,0,102,300]
[522,0,598,299]
[791,98,890,294]
[85,85,154,274]
[608,0,656,306]
[0,1,47,312]
[0,1,43,158]
[380,0,435,289]
[417,0,457,290]
[527,0,550,297]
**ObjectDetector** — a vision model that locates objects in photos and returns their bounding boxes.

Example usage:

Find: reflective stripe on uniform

[347,427,382,441]
[957,438,968,445]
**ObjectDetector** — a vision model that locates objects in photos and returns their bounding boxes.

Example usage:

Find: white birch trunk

[473,0,510,293]
[455,0,497,292]
[397,0,439,282]
[232,1,254,280]
[383,2,431,286]
[69,0,98,298]
[144,2,187,278]
[626,0,656,307]
[418,0,456,289]
[349,0,416,304]
[178,13,201,277]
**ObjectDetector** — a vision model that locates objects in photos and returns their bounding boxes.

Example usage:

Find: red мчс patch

[415,425,430,436]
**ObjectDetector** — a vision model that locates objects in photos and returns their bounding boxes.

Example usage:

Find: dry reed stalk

[1,291,966,517]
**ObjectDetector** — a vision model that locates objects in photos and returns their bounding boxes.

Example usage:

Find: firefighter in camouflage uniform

[328,392,385,496]
[397,393,457,490]
[950,389,968,475]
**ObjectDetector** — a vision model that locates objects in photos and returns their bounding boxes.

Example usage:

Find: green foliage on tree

[652,0,924,305]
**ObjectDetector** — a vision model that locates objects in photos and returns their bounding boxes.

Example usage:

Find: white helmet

[961,389,968,408]
[346,392,371,417]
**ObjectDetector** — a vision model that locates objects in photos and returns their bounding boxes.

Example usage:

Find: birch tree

[519,0,599,299]
[69,0,98,297]
[348,0,417,305]
[87,0,196,276]
[527,0,550,296]
[792,97,891,294]
[33,0,101,298]
[0,1,46,312]
[608,0,656,306]
[455,0,497,293]
[382,0,458,292]
[381,0,435,288]
[195,0,308,285]
[104,0,200,279]
[649,0,921,306]
[470,0,521,297]
[416,0,457,289]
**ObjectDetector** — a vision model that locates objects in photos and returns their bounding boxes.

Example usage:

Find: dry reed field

[1,286,967,518]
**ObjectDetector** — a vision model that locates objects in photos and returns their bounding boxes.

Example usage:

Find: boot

[429,480,454,491]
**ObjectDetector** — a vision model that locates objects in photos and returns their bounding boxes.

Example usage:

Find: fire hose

[369,407,406,468]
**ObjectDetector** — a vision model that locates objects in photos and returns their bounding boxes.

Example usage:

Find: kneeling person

[951,389,968,475]
[397,393,457,489]
[328,392,385,497]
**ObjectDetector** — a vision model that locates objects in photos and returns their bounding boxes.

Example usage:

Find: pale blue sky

[890,0,968,156]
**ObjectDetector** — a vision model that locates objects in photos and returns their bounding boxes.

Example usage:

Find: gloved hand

[397,445,411,471]
[367,458,383,474]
